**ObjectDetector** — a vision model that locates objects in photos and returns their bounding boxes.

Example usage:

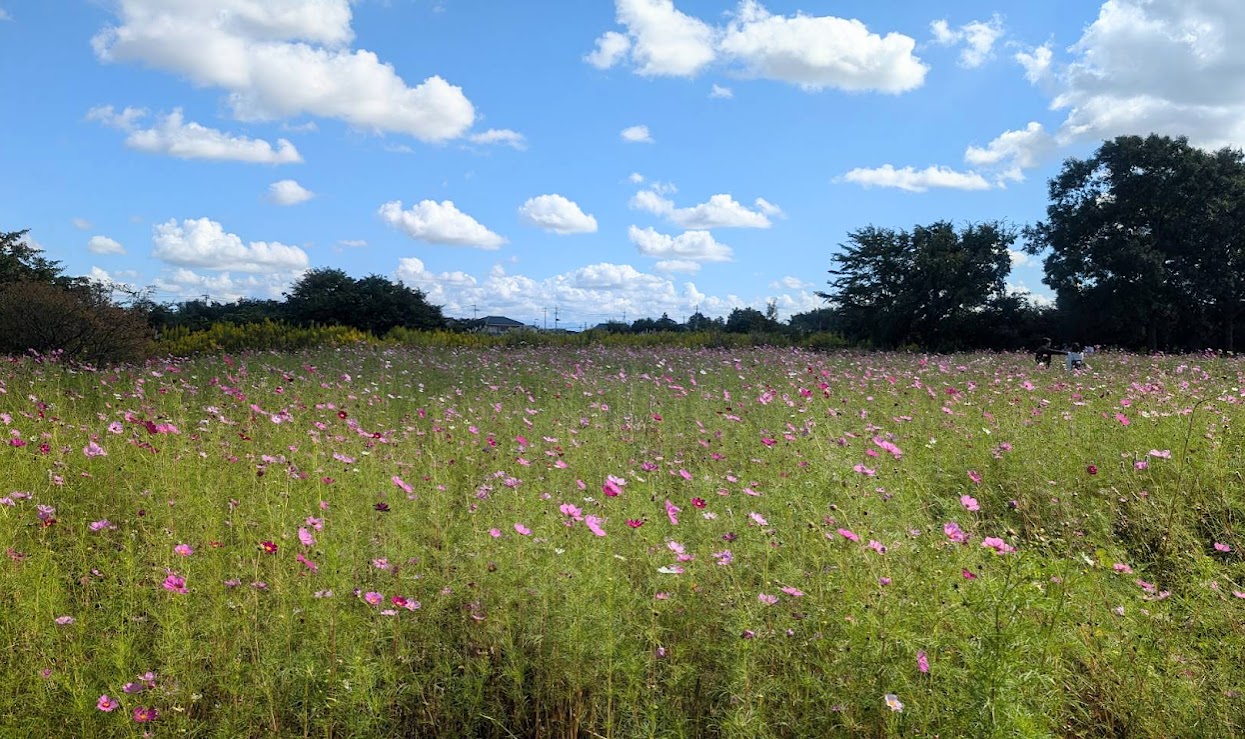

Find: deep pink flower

[96,694,118,712]
[364,591,383,605]
[1214,542,1232,553]
[132,706,158,723]
[837,528,859,542]
[174,544,194,556]
[259,540,278,554]
[967,470,982,485]
[1086,464,1098,475]
[626,518,644,529]
[162,573,187,594]
[917,650,929,673]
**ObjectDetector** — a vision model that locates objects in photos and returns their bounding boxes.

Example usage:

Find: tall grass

[1,347,1243,737]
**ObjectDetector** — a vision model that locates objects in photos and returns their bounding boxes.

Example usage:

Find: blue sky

[0,0,1234,328]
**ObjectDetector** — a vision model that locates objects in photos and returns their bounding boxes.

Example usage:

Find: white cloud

[769,276,810,290]
[630,189,778,228]
[152,267,301,302]
[964,121,1056,183]
[655,259,702,274]
[718,1,928,92]
[152,217,310,272]
[92,0,475,142]
[396,257,821,323]
[1007,280,1054,307]
[518,194,598,235]
[468,128,527,149]
[840,164,991,192]
[628,225,732,262]
[1015,43,1052,84]
[1049,0,1245,150]
[593,0,718,77]
[378,200,506,249]
[710,83,734,98]
[87,235,126,255]
[584,30,632,69]
[267,179,315,205]
[72,217,93,231]
[591,0,927,93]
[628,172,646,184]
[621,124,654,143]
[338,239,367,248]
[91,107,302,163]
[1008,249,1032,268]
[929,15,1005,68]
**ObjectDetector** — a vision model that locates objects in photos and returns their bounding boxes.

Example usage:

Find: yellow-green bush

[155,321,374,355]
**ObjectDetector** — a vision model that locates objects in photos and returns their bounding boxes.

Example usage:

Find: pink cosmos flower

[364,591,383,605]
[174,544,194,557]
[96,695,119,712]
[392,475,414,495]
[884,693,903,712]
[944,522,969,544]
[664,499,681,525]
[837,528,860,542]
[748,512,768,526]
[981,536,1015,554]
[967,470,982,485]
[780,586,804,597]
[54,615,74,626]
[852,464,876,476]
[960,495,980,512]
[88,520,115,532]
[514,523,531,536]
[107,422,123,434]
[758,593,778,605]
[626,519,644,528]
[132,706,158,723]
[584,515,606,537]
[559,504,583,521]
[868,540,887,554]
[489,528,502,538]
[1113,562,1133,574]
[83,441,107,458]
[298,527,315,547]
[1214,542,1232,553]
[162,573,187,594]
[961,568,977,580]
[917,650,929,673]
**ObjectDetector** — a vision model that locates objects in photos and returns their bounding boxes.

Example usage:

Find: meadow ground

[2,346,1244,738]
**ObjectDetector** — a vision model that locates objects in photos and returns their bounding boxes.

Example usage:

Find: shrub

[0,280,152,363]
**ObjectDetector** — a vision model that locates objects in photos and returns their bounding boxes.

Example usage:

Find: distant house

[477,315,529,335]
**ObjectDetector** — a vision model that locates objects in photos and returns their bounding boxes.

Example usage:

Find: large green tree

[284,268,444,334]
[0,230,74,286]
[1025,134,1245,351]
[819,221,1015,348]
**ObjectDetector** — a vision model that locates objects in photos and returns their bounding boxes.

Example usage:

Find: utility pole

[470,303,478,320]
[554,306,560,330]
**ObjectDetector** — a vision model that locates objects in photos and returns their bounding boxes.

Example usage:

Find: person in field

[1034,337,1065,367]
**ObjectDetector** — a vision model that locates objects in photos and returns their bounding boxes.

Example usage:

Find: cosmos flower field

[2,346,1244,737]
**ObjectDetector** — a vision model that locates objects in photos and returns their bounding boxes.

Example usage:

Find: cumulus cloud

[589,0,927,93]
[152,217,310,272]
[267,179,315,205]
[769,275,810,290]
[518,194,598,235]
[468,128,527,149]
[92,0,475,142]
[621,124,654,143]
[1008,249,1032,268]
[378,200,506,249]
[72,217,93,231]
[964,121,1056,183]
[396,258,822,324]
[89,106,302,163]
[840,164,991,192]
[929,15,1005,68]
[87,235,126,255]
[630,189,779,228]
[628,226,732,262]
[1015,43,1053,84]
[1049,0,1245,150]
[152,267,302,302]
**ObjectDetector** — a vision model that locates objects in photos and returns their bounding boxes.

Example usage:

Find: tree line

[5,132,1245,361]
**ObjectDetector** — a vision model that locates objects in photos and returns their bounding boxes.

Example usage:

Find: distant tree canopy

[284,268,444,334]
[818,220,1019,349]
[1027,133,1245,351]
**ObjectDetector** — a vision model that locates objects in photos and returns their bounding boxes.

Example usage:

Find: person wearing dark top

[1034,337,1065,366]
